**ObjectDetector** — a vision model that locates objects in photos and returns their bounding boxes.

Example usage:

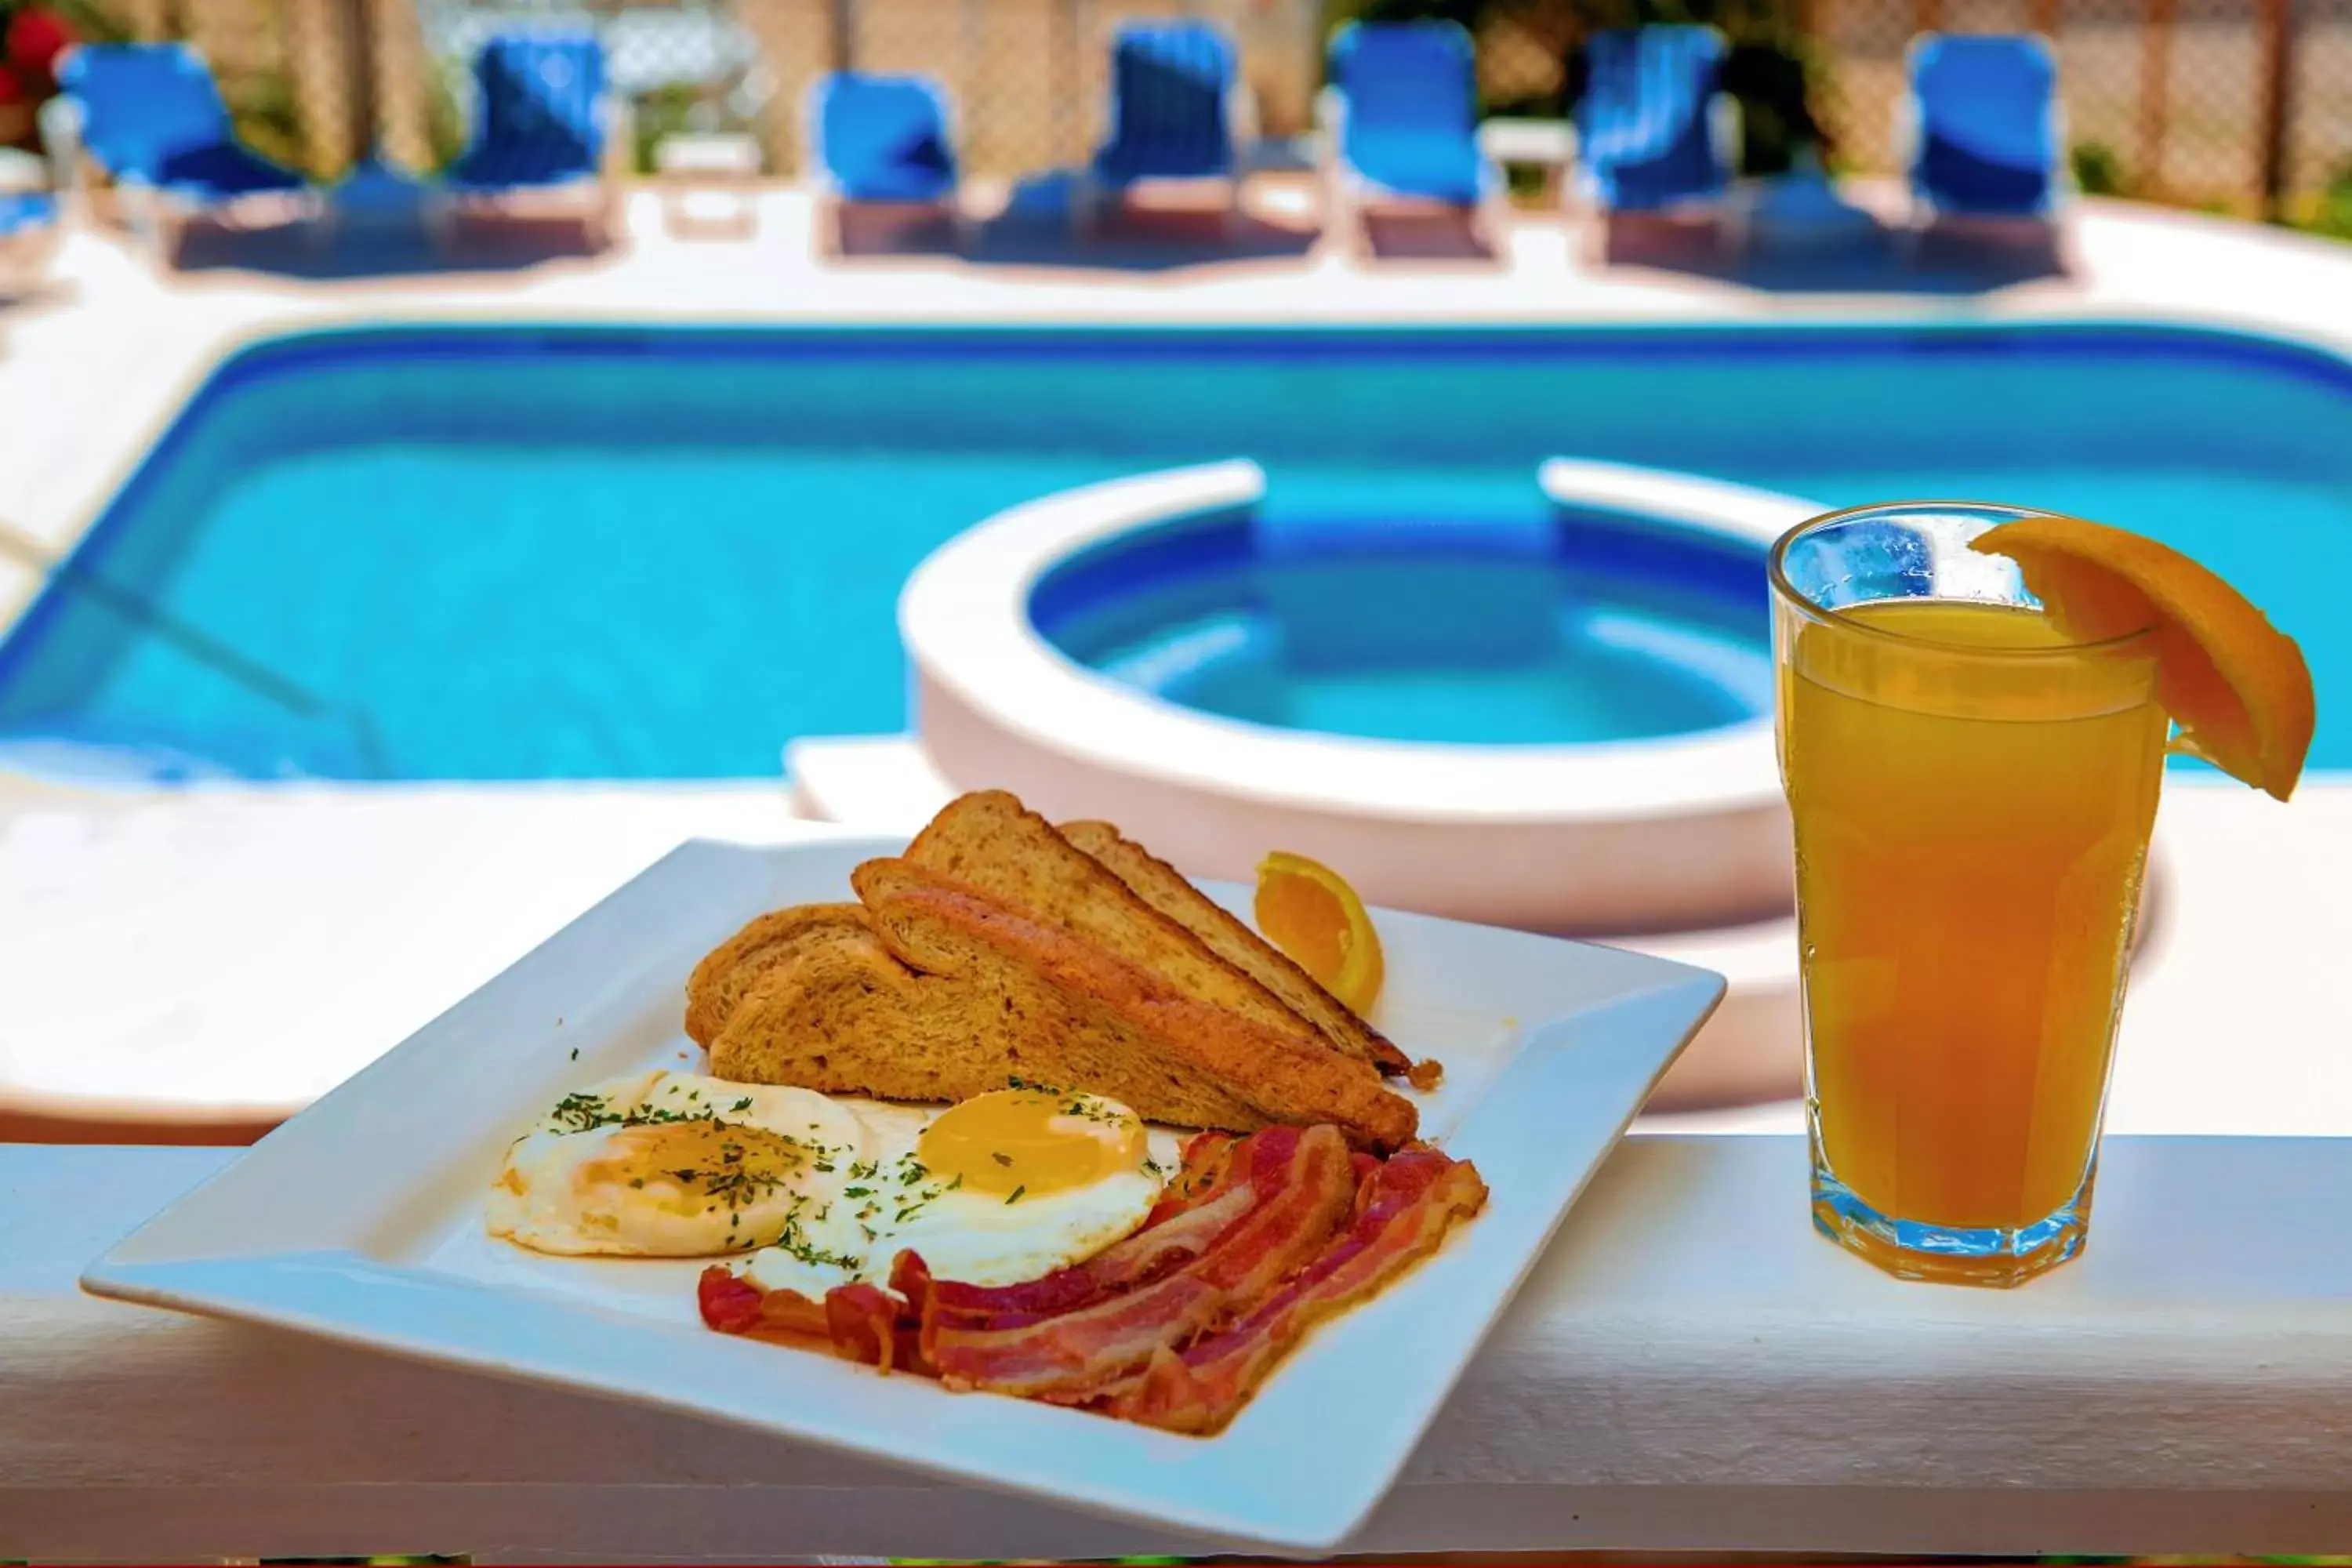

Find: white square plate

[82,833,1724,1552]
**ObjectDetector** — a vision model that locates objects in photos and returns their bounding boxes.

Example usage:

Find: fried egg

[746,1087,1167,1293]
[487,1071,871,1260]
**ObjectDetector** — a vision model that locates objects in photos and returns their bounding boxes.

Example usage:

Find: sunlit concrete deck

[3,183,2350,1140]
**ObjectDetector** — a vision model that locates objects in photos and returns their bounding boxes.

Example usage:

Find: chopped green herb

[990,1152,1013,1167]
[1005,1185,1026,1205]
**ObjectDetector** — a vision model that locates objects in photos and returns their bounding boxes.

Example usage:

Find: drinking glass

[1769,502,2165,1287]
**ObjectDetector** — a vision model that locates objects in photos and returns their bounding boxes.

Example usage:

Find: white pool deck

[6,184,2352,1563]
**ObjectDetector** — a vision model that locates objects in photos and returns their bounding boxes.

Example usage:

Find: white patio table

[6,1132,2349,1563]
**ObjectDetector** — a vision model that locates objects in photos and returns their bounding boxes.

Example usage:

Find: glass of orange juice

[1770,501,2165,1287]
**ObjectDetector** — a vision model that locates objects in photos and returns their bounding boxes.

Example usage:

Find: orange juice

[1780,599,2166,1241]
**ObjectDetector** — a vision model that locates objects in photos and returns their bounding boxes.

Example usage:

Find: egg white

[487,1070,871,1259]
[743,1093,1171,1294]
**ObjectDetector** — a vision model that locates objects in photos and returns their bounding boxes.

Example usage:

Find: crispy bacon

[1109,1153,1488,1434]
[914,1181,1256,1333]
[922,1125,1358,1398]
[696,1126,1486,1432]
[697,1265,829,1341]
[826,1282,910,1373]
[1142,1130,1244,1227]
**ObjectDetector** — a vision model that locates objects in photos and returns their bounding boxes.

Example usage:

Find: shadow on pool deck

[167,212,604,280]
[1597,210,2069,294]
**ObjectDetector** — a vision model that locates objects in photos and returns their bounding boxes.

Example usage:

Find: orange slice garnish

[1970,517,2315,801]
[1254,851,1385,1015]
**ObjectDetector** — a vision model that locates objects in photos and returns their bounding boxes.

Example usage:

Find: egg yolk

[916,1089,1146,1196]
[576,1120,809,1214]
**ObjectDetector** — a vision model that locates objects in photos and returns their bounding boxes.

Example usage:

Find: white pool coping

[908,458,1807,827]
[4,182,2352,1134]
[900,456,1814,931]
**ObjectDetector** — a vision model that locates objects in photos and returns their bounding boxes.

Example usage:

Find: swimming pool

[2,321,2346,780]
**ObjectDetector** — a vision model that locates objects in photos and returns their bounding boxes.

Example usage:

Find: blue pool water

[1031,506,1773,746]
[2,322,2347,779]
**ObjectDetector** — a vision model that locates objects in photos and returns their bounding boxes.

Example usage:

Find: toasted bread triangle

[902,790,1348,1058]
[684,863,1417,1152]
[1056,818,1415,1079]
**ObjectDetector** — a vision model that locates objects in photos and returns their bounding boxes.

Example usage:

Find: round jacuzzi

[901,458,1822,934]
[1032,507,1771,751]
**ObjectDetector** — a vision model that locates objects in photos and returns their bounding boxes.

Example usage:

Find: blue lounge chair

[1901,33,2064,236]
[807,72,965,254]
[1323,20,1500,249]
[437,33,620,248]
[1573,26,1735,251]
[48,43,316,260]
[1071,21,1250,239]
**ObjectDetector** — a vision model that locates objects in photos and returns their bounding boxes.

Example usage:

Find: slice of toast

[684,865,1418,1152]
[1057,818,1416,1080]
[902,791,1349,1062]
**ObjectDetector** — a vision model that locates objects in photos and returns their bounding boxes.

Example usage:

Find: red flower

[6,8,76,80]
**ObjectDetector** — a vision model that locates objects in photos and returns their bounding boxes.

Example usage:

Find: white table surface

[655,133,764,178]
[8,1133,2350,1563]
[1479,118,1578,166]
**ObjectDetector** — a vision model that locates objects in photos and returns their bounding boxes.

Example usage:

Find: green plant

[630,79,707,174]
[2303,163,2352,240]
[2071,139,2128,197]
[220,63,310,176]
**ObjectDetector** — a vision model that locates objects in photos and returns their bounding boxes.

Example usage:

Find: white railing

[8,1134,2350,1561]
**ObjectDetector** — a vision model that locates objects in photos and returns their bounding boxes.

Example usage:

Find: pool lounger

[1322,20,1505,256]
[45,43,321,263]
[807,71,970,256]
[1070,20,1253,241]
[432,32,625,251]
[1573,25,1740,260]
[1896,32,2069,255]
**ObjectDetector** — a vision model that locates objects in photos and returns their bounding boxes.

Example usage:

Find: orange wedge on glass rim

[1969,516,2316,801]
[1254,851,1385,1015]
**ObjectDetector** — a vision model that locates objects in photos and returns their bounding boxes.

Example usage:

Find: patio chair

[1572,25,1737,256]
[437,32,622,249]
[1323,20,1501,252]
[806,71,967,256]
[1070,20,1252,241]
[1899,32,2065,247]
[46,42,318,262]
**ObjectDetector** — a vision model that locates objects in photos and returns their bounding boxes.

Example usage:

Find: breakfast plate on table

[82,795,1724,1552]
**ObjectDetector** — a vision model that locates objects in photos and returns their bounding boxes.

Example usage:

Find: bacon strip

[923,1124,1358,1398]
[826,1281,909,1373]
[697,1127,1486,1432]
[913,1181,1256,1330]
[1142,1131,1243,1227]
[697,1265,829,1341]
[1108,1152,1486,1433]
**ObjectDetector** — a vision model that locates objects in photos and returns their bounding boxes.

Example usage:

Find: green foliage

[631,80,707,175]
[2071,140,2128,197]
[220,64,310,176]
[34,0,126,44]
[2299,163,2352,241]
